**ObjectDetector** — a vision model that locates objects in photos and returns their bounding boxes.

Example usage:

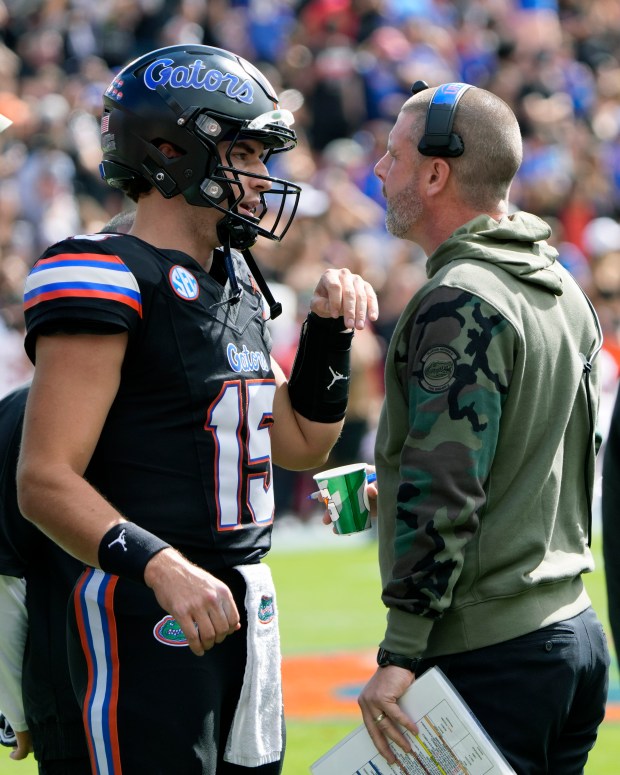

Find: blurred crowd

[1,0,620,516]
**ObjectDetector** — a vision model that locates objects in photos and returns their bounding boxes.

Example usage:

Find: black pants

[67,568,284,775]
[38,759,91,775]
[418,607,609,774]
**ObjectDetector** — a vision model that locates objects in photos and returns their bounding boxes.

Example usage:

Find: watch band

[377,647,421,673]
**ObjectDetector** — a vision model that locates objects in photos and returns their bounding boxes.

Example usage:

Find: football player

[17,45,378,774]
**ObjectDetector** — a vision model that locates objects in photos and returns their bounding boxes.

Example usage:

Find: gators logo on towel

[258,594,275,624]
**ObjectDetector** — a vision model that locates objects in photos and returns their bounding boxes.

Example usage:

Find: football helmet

[100,44,300,250]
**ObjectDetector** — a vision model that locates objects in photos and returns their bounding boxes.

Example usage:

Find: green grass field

[1,529,617,774]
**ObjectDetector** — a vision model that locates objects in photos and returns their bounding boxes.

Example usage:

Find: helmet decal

[143,58,254,104]
[105,76,125,102]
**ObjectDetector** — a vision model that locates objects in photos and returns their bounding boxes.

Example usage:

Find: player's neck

[129,195,218,270]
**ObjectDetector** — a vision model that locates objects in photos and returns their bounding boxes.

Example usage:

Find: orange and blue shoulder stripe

[24,252,142,317]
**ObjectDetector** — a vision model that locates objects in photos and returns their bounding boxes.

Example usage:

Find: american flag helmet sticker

[101,114,110,134]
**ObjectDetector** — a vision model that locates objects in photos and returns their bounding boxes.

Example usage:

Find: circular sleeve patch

[419,346,458,393]
[169,265,199,300]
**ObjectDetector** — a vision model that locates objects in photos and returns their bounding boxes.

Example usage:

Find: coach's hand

[321,463,378,529]
[358,666,418,765]
[144,548,241,656]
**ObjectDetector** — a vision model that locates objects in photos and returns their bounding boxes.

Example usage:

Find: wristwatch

[377,648,421,673]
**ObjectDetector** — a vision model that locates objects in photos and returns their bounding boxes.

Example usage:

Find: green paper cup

[312,463,372,535]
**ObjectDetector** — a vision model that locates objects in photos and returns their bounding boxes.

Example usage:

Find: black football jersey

[23,234,277,570]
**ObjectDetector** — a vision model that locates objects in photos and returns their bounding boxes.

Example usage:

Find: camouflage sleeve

[383,285,516,640]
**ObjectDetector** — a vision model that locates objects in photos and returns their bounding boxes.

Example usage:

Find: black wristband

[377,648,421,673]
[98,522,170,585]
[288,312,354,423]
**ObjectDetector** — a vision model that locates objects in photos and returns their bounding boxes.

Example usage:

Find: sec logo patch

[169,265,199,300]
[420,346,458,393]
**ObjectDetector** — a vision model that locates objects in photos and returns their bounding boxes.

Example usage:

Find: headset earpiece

[412,81,473,158]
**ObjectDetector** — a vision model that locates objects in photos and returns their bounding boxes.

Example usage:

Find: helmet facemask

[193,109,301,250]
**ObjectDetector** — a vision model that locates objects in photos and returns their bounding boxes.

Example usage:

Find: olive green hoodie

[376,212,602,658]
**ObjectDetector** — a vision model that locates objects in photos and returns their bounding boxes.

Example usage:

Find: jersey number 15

[205,379,276,531]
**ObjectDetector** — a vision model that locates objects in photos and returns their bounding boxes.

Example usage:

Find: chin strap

[240,248,282,320]
[215,212,282,319]
[210,231,244,310]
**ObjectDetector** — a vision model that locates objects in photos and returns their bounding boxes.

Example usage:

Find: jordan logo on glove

[327,366,348,391]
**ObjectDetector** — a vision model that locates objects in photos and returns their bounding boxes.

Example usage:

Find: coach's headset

[411,78,602,547]
[411,80,472,157]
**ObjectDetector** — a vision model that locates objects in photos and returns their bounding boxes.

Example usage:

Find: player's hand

[144,548,241,656]
[310,268,378,331]
[10,730,32,761]
[358,666,418,765]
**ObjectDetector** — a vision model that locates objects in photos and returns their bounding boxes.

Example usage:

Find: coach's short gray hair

[404,87,522,210]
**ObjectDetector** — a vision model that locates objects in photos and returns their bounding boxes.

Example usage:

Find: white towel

[224,563,283,767]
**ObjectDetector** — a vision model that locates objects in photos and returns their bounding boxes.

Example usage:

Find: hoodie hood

[428,212,564,296]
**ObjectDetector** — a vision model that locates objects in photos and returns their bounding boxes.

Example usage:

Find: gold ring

[374,712,386,724]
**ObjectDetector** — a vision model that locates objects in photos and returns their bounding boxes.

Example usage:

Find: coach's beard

[385,183,423,240]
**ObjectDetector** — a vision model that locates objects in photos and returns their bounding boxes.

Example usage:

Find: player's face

[217,137,271,220]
